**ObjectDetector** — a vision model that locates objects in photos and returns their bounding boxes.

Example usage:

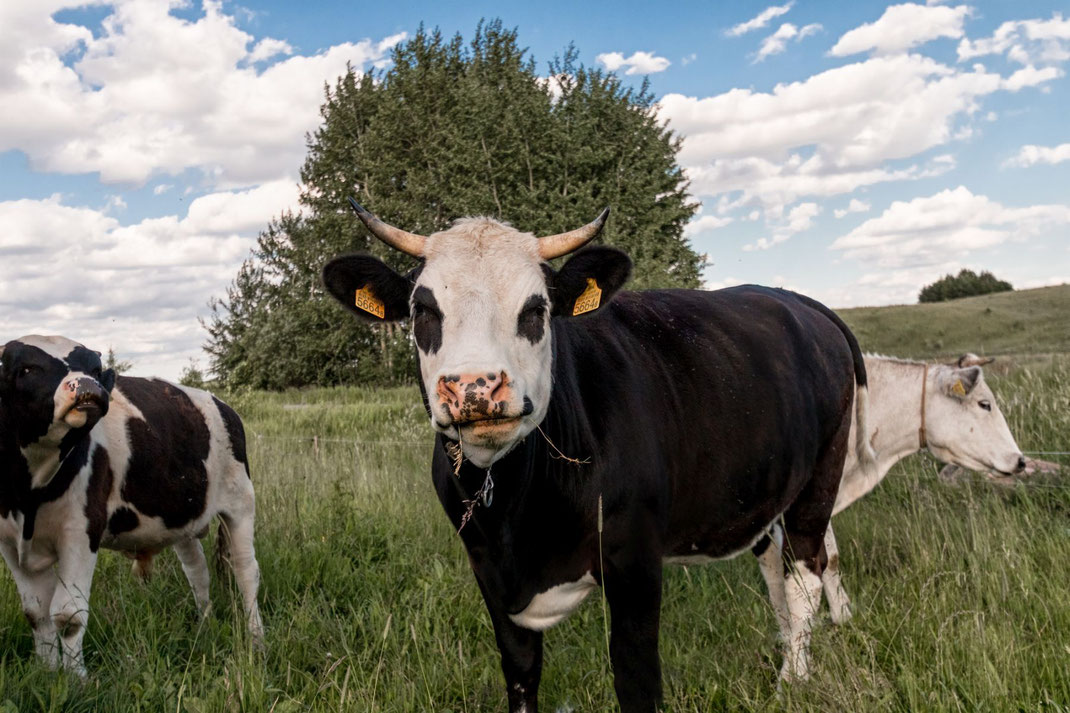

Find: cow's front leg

[475,578,543,712]
[51,543,98,676]
[0,540,59,667]
[604,560,664,713]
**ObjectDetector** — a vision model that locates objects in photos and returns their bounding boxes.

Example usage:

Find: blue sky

[1,0,1068,378]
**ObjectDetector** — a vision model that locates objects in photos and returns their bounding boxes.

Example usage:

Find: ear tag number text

[572,278,602,316]
[355,285,386,319]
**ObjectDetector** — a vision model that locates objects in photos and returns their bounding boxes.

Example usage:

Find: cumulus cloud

[659,53,1056,212]
[958,13,1070,66]
[683,214,733,237]
[0,1,405,187]
[830,186,1070,269]
[830,3,971,57]
[743,202,821,250]
[834,198,872,218]
[726,3,795,37]
[756,22,822,62]
[0,181,301,377]
[1004,142,1070,167]
[596,50,671,75]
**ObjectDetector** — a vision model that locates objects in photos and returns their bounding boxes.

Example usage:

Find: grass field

[2,296,1070,711]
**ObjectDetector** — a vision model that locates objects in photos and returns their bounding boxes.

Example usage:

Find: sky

[1,0,1068,379]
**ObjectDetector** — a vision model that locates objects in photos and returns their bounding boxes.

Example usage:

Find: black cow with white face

[0,336,262,675]
[324,202,876,712]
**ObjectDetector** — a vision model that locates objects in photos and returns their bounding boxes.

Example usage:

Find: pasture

[1,357,1069,711]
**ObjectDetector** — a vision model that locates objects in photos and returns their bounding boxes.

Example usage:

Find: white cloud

[958,13,1070,66]
[743,201,821,250]
[726,3,795,37]
[0,1,405,187]
[830,186,1070,269]
[756,22,822,62]
[1002,64,1064,91]
[153,183,173,195]
[831,3,971,57]
[0,180,301,378]
[681,53,697,66]
[683,214,733,237]
[659,53,1056,212]
[596,50,671,75]
[704,275,745,291]
[1005,142,1070,167]
[834,198,872,218]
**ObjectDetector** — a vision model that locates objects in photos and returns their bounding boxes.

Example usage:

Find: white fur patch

[508,572,597,631]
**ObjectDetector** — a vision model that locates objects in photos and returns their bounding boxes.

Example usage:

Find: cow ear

[323,254,413,322]
[100,368,116,393]
[957,353,994,368]
[941,366,982,400]
[549,246,632,318]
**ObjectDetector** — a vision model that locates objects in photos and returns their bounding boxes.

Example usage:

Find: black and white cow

[0,336,262,675]
[324,202,876,712]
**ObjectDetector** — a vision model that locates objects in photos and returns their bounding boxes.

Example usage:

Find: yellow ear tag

[355,285,386,319]
[572,278,603,316]
[952,380,967,397]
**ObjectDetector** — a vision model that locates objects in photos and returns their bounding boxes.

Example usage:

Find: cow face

[925,360,1025,476]
[325,204,630,467]
[0,336,116,448]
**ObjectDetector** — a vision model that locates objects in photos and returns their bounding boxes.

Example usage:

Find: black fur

[412,286,444,354]
[213,396,250,477]
[516,295,548,344]
[107,507,140,536]
[85,447,113,552]
[322,254,416,322]
[548,246,632,317]
[118,377,210,529]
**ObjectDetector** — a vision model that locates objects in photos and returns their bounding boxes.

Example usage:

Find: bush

[918,269,1013,303]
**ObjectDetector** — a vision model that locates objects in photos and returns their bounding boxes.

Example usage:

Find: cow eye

[979,400,992,412]
[413,302,440,321]
[521,304,545,321]
[19,365,34,376]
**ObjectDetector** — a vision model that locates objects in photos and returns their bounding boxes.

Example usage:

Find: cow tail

[215,519,231,577]
[793,293,878,469]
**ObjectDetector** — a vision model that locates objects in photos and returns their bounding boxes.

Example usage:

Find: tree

[104,348,133,375]
[178,359,208,390]
[919,269,1013,303]
[206,20,701,390]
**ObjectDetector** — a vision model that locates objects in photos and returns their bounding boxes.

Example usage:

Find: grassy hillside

[837,283,1070,359]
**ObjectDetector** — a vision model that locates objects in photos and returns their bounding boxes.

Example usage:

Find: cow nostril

[490,372,508,402]
[1016,456,1027,472]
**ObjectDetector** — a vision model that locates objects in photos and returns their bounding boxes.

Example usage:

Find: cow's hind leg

[821,524,852,624]
[1,541,60,668]
[753,524,790,642]
[219,507,264,645]
[779,409,851,683]
[174,538,212,616]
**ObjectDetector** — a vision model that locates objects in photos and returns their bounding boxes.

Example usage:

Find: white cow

[774,353,1025,625]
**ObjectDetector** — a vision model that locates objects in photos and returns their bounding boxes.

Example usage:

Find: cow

[0,336,263,675]
[323,201,877,713]
[803,353,1026,626]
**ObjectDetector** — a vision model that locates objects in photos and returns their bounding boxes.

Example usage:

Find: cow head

[0,336,116,449]
[324,200,630,467]
[924,355,1025,477]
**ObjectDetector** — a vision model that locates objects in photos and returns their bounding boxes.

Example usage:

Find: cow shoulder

[114,376,211,529]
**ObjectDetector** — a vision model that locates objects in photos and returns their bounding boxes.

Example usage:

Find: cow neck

[865,361,933,478]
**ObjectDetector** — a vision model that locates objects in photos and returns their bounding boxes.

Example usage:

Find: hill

[837,283,1070,359]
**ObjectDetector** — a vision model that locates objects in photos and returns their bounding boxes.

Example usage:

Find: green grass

[2,361,1070,712]
[839,283,1070,359]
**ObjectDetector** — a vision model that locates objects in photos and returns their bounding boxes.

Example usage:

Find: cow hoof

[829,601,853,625]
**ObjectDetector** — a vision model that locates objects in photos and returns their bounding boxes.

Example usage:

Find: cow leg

[604,559,664,713]
[474,578,543,712]
[219,509,264,645]
[778,404,851,684]
[821,524,852,625]
[173,538,212,616]
[752,525,790,642]
[0,540,60,668]
[51,544,98,676]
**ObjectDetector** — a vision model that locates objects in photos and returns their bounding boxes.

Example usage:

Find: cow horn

[957,353,995,368]
[348,197,426,257]
[537,207,611,260]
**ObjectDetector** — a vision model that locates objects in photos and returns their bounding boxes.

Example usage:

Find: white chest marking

[508,572,597,631]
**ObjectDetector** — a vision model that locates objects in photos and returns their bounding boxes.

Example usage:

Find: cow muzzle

[435,372,532,437]
[59,377,109,429]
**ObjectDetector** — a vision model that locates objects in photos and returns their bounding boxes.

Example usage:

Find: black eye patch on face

[517,294,548,345]
[412,285,443,354]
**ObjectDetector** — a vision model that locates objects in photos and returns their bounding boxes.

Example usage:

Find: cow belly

[509,573,598,631]
[664,517,778,565]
